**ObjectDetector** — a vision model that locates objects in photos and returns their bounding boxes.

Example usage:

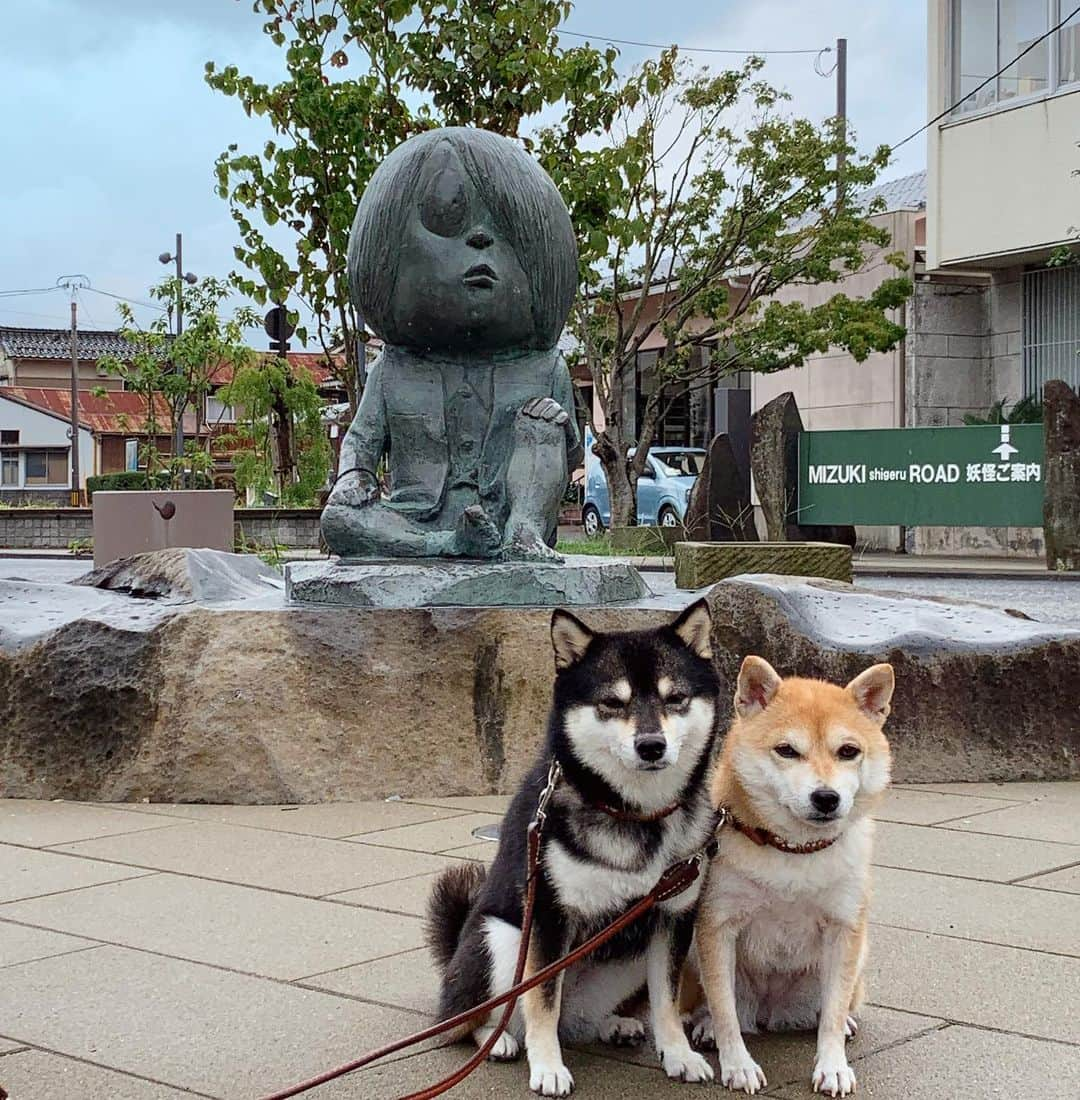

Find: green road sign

[798,424,1045,527]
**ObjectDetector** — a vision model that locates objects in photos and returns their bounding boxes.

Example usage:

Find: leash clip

[534,759,562,831]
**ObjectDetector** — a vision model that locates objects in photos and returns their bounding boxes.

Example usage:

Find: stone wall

[0,508,93,549]
[233,509,323,551]
[0,507,324,552]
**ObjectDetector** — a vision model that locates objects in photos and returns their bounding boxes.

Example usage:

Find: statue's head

[348,127,578,354]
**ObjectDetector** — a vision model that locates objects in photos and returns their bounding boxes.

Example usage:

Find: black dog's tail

[425,863,487,969]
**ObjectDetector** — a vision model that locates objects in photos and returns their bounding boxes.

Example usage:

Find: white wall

[927,0,1080,268]
[0,395,94,488]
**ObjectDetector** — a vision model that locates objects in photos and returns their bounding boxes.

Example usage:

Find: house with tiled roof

[0,386,206,502]
[0,326,154,391]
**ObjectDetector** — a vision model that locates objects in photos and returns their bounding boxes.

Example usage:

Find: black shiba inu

[426,601,720,1096]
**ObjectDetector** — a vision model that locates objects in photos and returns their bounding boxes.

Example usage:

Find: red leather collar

[592,799,683,824]
[726,812,839,854]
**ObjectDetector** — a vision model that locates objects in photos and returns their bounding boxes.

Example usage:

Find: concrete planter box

[610,525,683,554]
[675,541,853,589]
[92,491,234,567]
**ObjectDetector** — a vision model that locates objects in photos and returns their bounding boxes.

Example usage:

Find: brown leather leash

[258,764,724,1100]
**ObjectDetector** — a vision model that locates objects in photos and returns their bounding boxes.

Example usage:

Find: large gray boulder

[1,559,1076,803]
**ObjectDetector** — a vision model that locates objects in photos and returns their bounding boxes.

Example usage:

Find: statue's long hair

[348,127,578,351]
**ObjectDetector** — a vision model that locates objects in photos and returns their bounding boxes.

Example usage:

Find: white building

[0,391,94,504]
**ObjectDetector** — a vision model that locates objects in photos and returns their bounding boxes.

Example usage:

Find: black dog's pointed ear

[551,609,594,670]
[672,599,713,659]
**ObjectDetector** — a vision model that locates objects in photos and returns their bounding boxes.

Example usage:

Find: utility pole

[158,234,197,477]
[836,37,847,209]
[57,275,89,505]
[69,299,80,506]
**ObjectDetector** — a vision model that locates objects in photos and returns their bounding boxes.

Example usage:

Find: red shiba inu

[687,656,894,1097]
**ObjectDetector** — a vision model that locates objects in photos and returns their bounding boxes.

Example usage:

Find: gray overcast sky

[0,0,925,341]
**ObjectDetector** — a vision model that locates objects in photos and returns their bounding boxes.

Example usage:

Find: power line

[561,29,825,56]
[0,286,62,298]
[84,286,167,312]
[890,2,1080,152]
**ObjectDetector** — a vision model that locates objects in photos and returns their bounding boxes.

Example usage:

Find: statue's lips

[462,264,498,289]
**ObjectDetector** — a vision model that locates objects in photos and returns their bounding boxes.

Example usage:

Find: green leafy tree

[218,357,332,505]
[205,0,619,412]
[546,52,912,527]
[99,277,258,488]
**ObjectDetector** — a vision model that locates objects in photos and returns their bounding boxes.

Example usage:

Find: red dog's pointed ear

[735,656,781,719]
[551,608,594,670]
[846,664,895,726]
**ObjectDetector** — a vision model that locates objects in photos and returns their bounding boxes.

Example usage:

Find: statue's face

[389,140,535,353]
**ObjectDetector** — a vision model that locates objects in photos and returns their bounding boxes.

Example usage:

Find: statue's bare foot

[452,505,502,559]
[501,523,564,564]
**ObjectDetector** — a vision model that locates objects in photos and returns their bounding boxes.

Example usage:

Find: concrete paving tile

[0,799,180,848]
[316,1045,711,1099]
[0,1049,193,1099]
[871,865,1080,955]
[771,1024,1080,1099]
[327,870,444,916]
[349,813,504,853]
[947,798,1080,845]
[437,842,497,862]
[1,873,424,981]
[0,843,151,904]
[874,788,1019,826]
[1021,862,1080,894]
[303,945,439,1014]
[0,944,431,1098]
[906,780,1080,805]
[583,1004,943,1088]
[51,821,471,896]
[0,1037,27,1055]
[0,919,94,968]
[403,795,511,815]
[100,799,469,837]
[867,925,1080,1042]
[873,820,1080,882]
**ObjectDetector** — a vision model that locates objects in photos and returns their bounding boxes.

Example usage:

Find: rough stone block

[674,541,852,588]
[1043,380,1080,570]
[285,556,649,608]
[947,334,984,359]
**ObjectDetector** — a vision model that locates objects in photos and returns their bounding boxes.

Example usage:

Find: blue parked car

[582,446,705,536]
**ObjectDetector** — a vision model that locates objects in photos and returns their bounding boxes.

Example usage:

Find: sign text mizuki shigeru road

[798,425,1045,527]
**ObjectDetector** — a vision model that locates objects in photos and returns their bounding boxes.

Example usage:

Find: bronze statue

[321,127,582,561]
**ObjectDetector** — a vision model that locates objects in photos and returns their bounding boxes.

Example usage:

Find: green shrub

[86,471,214,500]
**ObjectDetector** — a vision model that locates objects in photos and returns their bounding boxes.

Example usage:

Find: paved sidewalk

[0,783,1077,1099]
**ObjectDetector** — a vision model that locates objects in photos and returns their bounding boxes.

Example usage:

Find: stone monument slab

[284,557,649,608]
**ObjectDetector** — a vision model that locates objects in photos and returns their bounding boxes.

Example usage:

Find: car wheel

[658,505,680,528]
[582,505,604,537]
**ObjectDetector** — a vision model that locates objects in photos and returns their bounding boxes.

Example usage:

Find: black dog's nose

[810,788,841,814]
[635,736,667,763]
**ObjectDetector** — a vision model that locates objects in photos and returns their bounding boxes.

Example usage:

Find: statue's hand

[521,396,570,427]
[328,469,380,508]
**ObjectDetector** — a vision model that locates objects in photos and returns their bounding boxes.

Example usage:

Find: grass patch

[556,536,670,558]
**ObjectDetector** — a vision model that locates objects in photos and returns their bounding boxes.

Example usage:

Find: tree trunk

[594,431,637,528]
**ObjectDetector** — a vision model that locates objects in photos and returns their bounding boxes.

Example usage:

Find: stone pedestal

[285,556,649,607]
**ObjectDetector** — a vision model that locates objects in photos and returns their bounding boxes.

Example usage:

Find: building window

[1060,2,1080,83]
[1022,265,1080,396]
[125,439,140,472]
[0,430,18,445]
[205,393,236,424]
[951,0,1063,114]
[24,449,68,486]
[1,453,17,486]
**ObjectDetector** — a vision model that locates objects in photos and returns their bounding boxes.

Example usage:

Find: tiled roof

[208,350,344,387]
[1,387,202,436]
[857,169,926,213]
[0,326,148,361]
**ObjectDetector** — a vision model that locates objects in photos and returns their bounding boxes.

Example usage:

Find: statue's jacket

[342,345,583,521]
